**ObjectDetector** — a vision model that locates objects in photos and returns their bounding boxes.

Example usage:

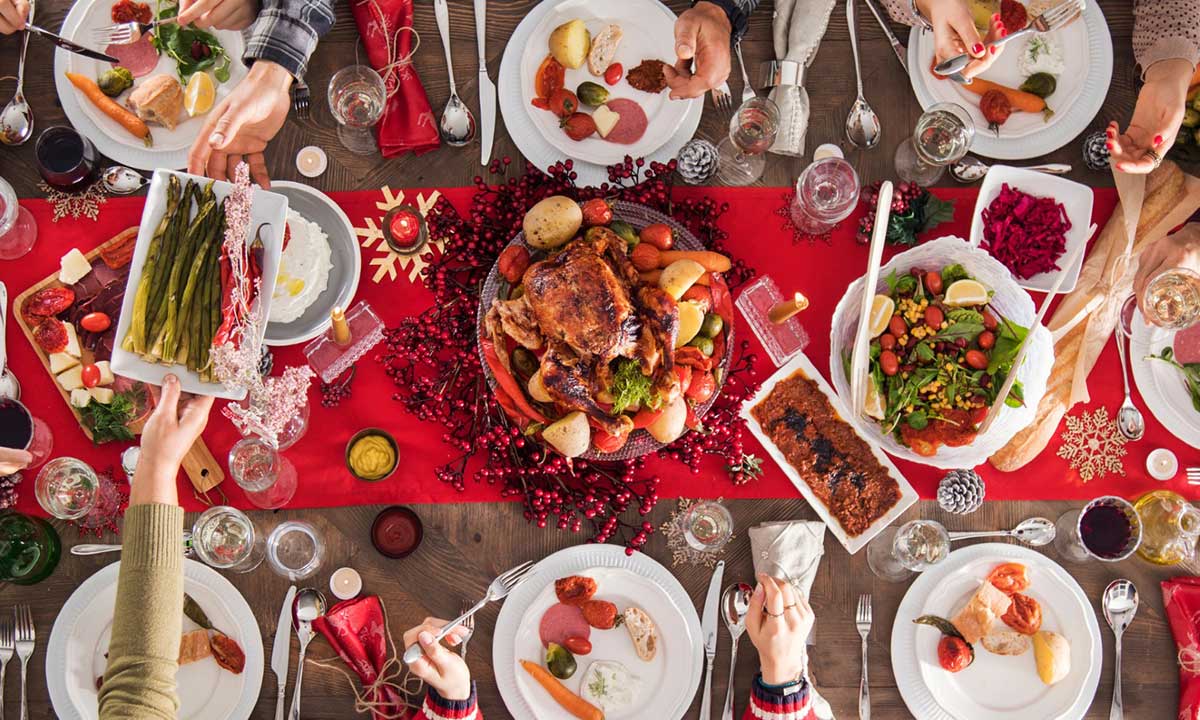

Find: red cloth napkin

[312,595,406,719]
[350,0,440,157]
[1162,577,1200,720]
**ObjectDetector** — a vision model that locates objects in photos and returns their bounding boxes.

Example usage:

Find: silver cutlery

[861,0,907,73]
[289,588,326,720]
[1113,315,1146,441]
[271,585,297,720]
[0,2,33,146]
[433,0,476,147]
[719,583,751,720]
[0,613,13,720]
[856,594,871,720]
[1188,467,1200,486]
[22,22,119,63]
[844,0,880,148]
[100,165,148,195]
[90,17,173,46]
[948,156,1071,183]
[733,41,754,103]
[711,81,733,113]
[935,0,1084,76]
[290,79,311,121]
[72,531,193,557]
[474,0,495,165]
[948,517,1057,546]
[1103,579,1139,720]
[402,561,534,665]
[0,282,20,401]
[14,605,33,720]
[459,600,475,658]
[699,560,725,720]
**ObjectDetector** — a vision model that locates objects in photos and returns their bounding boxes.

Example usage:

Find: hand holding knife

[26,22,118,63]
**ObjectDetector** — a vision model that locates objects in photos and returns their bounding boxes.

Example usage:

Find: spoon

[947,517,1057,546]
[720,583,752,720]
[433,0,476,147]
[1114,298,1146,441]
[100,165,148,195]
[0,0,34,145]
[948,156,1073,183]
[1103,579,1139,720]
[289,588,326,720]
[0,282,20,401]
[844,0,880,149]
[71,530,193,557]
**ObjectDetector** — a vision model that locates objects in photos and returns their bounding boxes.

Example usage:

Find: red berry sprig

[855,181,927,244]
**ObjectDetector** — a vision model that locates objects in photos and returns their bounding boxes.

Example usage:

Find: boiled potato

[523,195,583,250]
[676,300,704,348]
[1032,631,1070,685]
[658,259,706,300]
[543,411,591,458]
[548,20,590,70]
[647,396,687,444]
[528,368,553,403]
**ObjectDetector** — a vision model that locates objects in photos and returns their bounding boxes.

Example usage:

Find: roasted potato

[543,411,591,457]
[658,259,706,300]
[548,20,590,70]
[647,396,687,444]
[676,300,704,348]
[523,195,583,250]
[528,368,553,403]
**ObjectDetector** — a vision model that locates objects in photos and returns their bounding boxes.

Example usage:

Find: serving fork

[14,605,33,720]
[90,17,174,46]
[856,595,872,720]
[290,80,311,121]
[0,614,12,720]
[934,0,1085,77]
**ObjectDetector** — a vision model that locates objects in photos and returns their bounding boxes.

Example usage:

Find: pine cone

[677,139,719,185]
[937,469,985,514]
[1082,130,1110,172]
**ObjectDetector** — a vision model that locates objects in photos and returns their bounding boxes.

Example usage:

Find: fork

[934,0,1084,76]
[1187,467,1200,485]
[733,41,755,104]
[90,17,174,46]
[458,600,475,658]
[856,595,872,720]
[402,561,534,664]
[14,605,33,720]
[291,79,311,120]
[0,613,13,720]
[711,81,733,113]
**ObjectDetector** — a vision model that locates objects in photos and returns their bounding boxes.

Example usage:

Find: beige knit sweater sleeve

[98,504,185,720]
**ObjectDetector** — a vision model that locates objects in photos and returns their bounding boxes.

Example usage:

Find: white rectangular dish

[740,350,918,554]
[110,169,287,400]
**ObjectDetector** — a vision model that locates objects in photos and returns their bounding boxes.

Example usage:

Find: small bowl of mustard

[345,428,399,481]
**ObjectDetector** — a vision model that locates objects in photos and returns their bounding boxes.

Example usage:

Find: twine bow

[355,0,421,101]
[1180,646,1200,674]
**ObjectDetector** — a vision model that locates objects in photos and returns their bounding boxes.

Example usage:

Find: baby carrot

[928,59,1051,118]
[519,660,604,720]
[657,249,732,273]
[65,72,152,146]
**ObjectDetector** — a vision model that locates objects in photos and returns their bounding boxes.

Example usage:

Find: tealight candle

[296,146,327,178]
[331,306,352,347]
[768,292,810,324]
[813,143,844,161]
[1147,448,1179,481]
[330,567,362,600]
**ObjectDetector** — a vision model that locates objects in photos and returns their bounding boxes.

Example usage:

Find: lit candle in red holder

[383,204,428,256]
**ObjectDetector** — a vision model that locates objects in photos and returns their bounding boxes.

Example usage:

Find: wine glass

[1054,496,1142,563]
[867,519,951,582]
[716,96,780,186]
[0,398,52,468]
[328,65,386,155]
[192,505,265,573]
[789,157,861,235]
[35,126,97,191]
[34,457,98,520]
[1141,267,1200,330]
[0,176,36,260]
[894,102,975,186]
[266,520,324,581]
[679,500,734,553]
[228,438,297,510]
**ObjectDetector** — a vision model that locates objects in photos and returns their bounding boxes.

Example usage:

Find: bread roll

[951,582,1012,644]
[1033,630,1071,685]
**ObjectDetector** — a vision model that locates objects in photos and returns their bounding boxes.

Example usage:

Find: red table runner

[5,185,1195,517]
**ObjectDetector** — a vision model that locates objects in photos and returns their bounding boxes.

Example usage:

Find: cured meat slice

[107,34,159,78]
[602,98,647,145]
[538,602,591,649]
[1174,323,1200,364]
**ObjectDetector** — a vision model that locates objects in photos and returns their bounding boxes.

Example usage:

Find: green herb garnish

[152,1,230,84]
[183,593,214,630]
[609,358,660,414]
[1147,347,1200,412]
[80,390,138,445]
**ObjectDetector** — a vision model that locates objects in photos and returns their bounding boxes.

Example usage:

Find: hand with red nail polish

[917,0,1004,79]
[1108,57,1192,174]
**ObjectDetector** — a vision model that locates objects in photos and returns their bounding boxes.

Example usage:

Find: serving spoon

[948,156,1072,183]
[1104,579,1139,720]
[0,0,33,146]
[100,165,148,195]
[432,0,476,147]
[947,517,1056,546]
[720,583,752,720]
[844,0,880,149]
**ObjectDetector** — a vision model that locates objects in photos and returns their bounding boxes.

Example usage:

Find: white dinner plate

[892,544,1102,720]
[499,0,703,186]
[47,559,264,720]
[906,3,1112,160]
[54,0,248,170]
[494,544,703,720]
[1129,310,1200,449]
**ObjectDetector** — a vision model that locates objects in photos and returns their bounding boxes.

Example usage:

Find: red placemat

[3,184,1194,517]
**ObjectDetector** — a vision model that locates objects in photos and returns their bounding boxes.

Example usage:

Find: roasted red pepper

[482,339,548,425]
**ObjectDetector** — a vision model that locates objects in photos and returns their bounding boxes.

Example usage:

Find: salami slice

[107,34,159,78]
[603,98,648,145]
[538,603,591,649]
[1173,323,1200,364]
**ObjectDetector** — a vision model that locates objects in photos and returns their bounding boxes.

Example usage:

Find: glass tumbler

[789,157,861,235]
[267,520,324,581]
[679,501,734,553]
[716,96,780,186]
[867,519,951,582]
[229,437,298,510]
[328,65,386,155]
[894,102,975,186]
[192,506,265,573]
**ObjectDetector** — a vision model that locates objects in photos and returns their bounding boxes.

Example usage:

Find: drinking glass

[679,501,734,553]
[229,438,298,510]
[1141,267,1200,330]
[35,126,97,191]
[1054,496,1142,563]
[867,519,951,582]
[716,96,780,186]
[0,509,61,584]
[0,176,36,260]
[894,102,974,186]
[328,65,386,155]
[789,158,861,235]
[266,520,324,581]
[34,457,98,520]
[0,398,52,468]
[235,395,309,451]
[191,505,265,573]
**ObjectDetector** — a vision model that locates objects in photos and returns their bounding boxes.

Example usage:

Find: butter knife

[271,586,298,720]
[699,560,725,720]
[475,0,495,165]
[861,0,907,74]
[26,23,118,63]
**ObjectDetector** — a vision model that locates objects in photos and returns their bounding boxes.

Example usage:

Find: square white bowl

[110,169,288,400]
[968,165,1093,294]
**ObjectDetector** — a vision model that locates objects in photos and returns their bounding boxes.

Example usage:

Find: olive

[545,643,577,680]
[511,347,539,379]
[576,81,610,107]
[609,220,639,248]
[700,312,724,338]
[689,335,715,356]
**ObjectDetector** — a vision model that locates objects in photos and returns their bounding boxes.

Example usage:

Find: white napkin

[768,0,836,155]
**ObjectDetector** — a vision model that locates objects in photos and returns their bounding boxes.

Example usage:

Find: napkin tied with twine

[1162,577,1200,720]
[768,0,837,155]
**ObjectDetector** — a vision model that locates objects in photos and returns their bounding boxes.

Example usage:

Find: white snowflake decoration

[353,186,444,284]
[1056,407,1127,482]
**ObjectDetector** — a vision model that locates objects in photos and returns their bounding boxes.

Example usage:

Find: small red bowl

[370,506,423,559]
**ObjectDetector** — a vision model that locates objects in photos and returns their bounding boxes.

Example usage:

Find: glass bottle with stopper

[1134,490,1200,565]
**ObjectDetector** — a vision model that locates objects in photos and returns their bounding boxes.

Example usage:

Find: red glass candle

[383,205,428,256]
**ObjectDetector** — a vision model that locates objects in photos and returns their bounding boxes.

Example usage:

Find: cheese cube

[63,323,81,358]
[59,248,92,285]
[593,105,621,138]
[89,387,115,404]
[95,360,115,385]
[69,388,92,409]
[57,365,84,391]
[48,352,79,374]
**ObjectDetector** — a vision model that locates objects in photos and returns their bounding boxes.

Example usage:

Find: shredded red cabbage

[980,183,1071,280]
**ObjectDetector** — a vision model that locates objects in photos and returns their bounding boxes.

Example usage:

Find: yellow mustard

[349,435,395,479]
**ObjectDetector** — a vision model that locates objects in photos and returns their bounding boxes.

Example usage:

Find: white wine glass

[328,65,386,155]
[894,102,975,186]
[716,96,780,186]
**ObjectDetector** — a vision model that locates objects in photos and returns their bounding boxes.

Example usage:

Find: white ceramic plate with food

[494,544,702,720]
[968,165,1094,294]
[55,0,248,170]
[740,350,918,554]
[907,2,1112,160]
[1129,310,1200,449]
[47,559,264,720]
[110,169,286,400]
[892,544,1101,720]
[261,182,360,347]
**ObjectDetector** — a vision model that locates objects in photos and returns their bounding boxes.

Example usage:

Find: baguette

[623,606,658,661]
[950,582,1011,645]
[587,24,623,76]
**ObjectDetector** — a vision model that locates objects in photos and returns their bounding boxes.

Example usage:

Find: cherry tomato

[562,112,596,141]
[982,309,999,331]
[530,97,550,110]
[977,330,995,350]
[1002,593,1042,635]
[924,306,945,329]
[673,364,693,395]
[924,270,944,295]
[964,349,989,370]
[592,424,631,454]
[562,636,593,656]
[937,636,973,673]
[81,363,101,389]
[80,312,112,333]
[580,198,613,227]
[497,246,531,284]
[888,315,908,338]
[548,89,578,118]
[638,223,674,250]
[603,63,623,86]
[686,372,716,403]
[987,563,1031,595]
[879,350,900,376]
[979,89,1012,128]
[879,333,896,351]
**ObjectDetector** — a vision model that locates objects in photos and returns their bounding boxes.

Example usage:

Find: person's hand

[1108,58,1194,174]
[0,0,29,35]
[1134,223,1200,313]
[745,574,814,686]
[187,60,292,188]
[133,374,213,505]
[920,0,1005,80]
[403,618,473,701]
[177,0,258,30]
[0,448,31,476]
[662,1,732,100]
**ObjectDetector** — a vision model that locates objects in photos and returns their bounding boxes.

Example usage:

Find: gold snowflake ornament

[39,182,107,222]
[1057,407,1127,482]
[354,186,445,284]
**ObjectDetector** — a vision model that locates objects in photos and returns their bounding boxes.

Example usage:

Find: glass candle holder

[735,276,810,367]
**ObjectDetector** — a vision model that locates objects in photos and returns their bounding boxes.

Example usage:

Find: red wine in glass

[1080,501,1136,559]
[0,398,32,451]
[35,126,97,191]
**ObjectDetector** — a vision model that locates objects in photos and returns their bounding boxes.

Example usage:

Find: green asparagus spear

[122,178,180,354]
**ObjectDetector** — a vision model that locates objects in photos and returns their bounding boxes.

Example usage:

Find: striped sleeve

[742,675,817,720]
[243,0,336,79]
[419,685,482,720]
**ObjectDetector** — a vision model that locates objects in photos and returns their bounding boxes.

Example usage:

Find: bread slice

[127,74,184,131]
[587,24,623,76]
[623,607,658,661]
[950,582,1012,645]
[981,629,1031,656]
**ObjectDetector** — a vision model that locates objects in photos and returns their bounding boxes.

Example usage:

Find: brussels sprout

[576,81,610,107]
[1192,94,1200,113]
[609,219,639,249]
[1194,127,1200,146]
[699,312,724,338]
[545,643,577,680]
[1018,72,1056,99]
[98,67,134,98]
[512,347,539,379]
[688,335,714,356]
[1184,107,1200,129]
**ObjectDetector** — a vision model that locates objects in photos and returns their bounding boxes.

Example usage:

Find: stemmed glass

[1054,496,1142,563]
[894,102,975,186]
[328,65,386,155]
[716,96,780,186]
[34,457,98,520]
[789,157,861,235]
[0,398,52,468]
[1141,267,1200,330]
[0,176,36,260]
[867,519,951,582]
[228,438,297,510]
[192,505,265,573]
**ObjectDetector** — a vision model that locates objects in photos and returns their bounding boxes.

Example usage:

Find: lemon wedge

[868,294,895,337]
[184,72,215,117]
[943,279,989,307]
[864,375,885,420]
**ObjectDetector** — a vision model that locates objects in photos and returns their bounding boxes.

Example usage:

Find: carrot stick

[927,59,1051,117]
[657,249,731,273]
[65,72,152,146]
[640,269,712,286]
[519,660,604,720]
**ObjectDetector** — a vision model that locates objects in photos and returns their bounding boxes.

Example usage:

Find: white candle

[330,567,362,600]
[1146,448,1179,481]
[813,143,844,161]
[296,146,328,178]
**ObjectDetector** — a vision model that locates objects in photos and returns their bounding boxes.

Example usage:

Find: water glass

[328,65,386,155]
[679,501,734,552]
[1141,267,1200,330]
[0,176,36,260]
[716,96,780,186]
[229,437,297,510]
[192,505,265,573]
[1054,496,1142,564]
[34,457,98,520]
[789,158,861,235]
[894,102,974,186]
[867,519,950,582]
[35,126,97,191]
[267,520,324,581]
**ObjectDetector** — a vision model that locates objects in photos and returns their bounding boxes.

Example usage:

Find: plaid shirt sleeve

[243,0,336,80]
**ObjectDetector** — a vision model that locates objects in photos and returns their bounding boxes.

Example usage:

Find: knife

[474,0,495,165]
[699,560,725,720]
[26,23,119,63]
[861,0,908,74]
[271,585,298,720]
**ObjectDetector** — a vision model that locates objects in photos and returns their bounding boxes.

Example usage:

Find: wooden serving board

[13,227,224,492]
